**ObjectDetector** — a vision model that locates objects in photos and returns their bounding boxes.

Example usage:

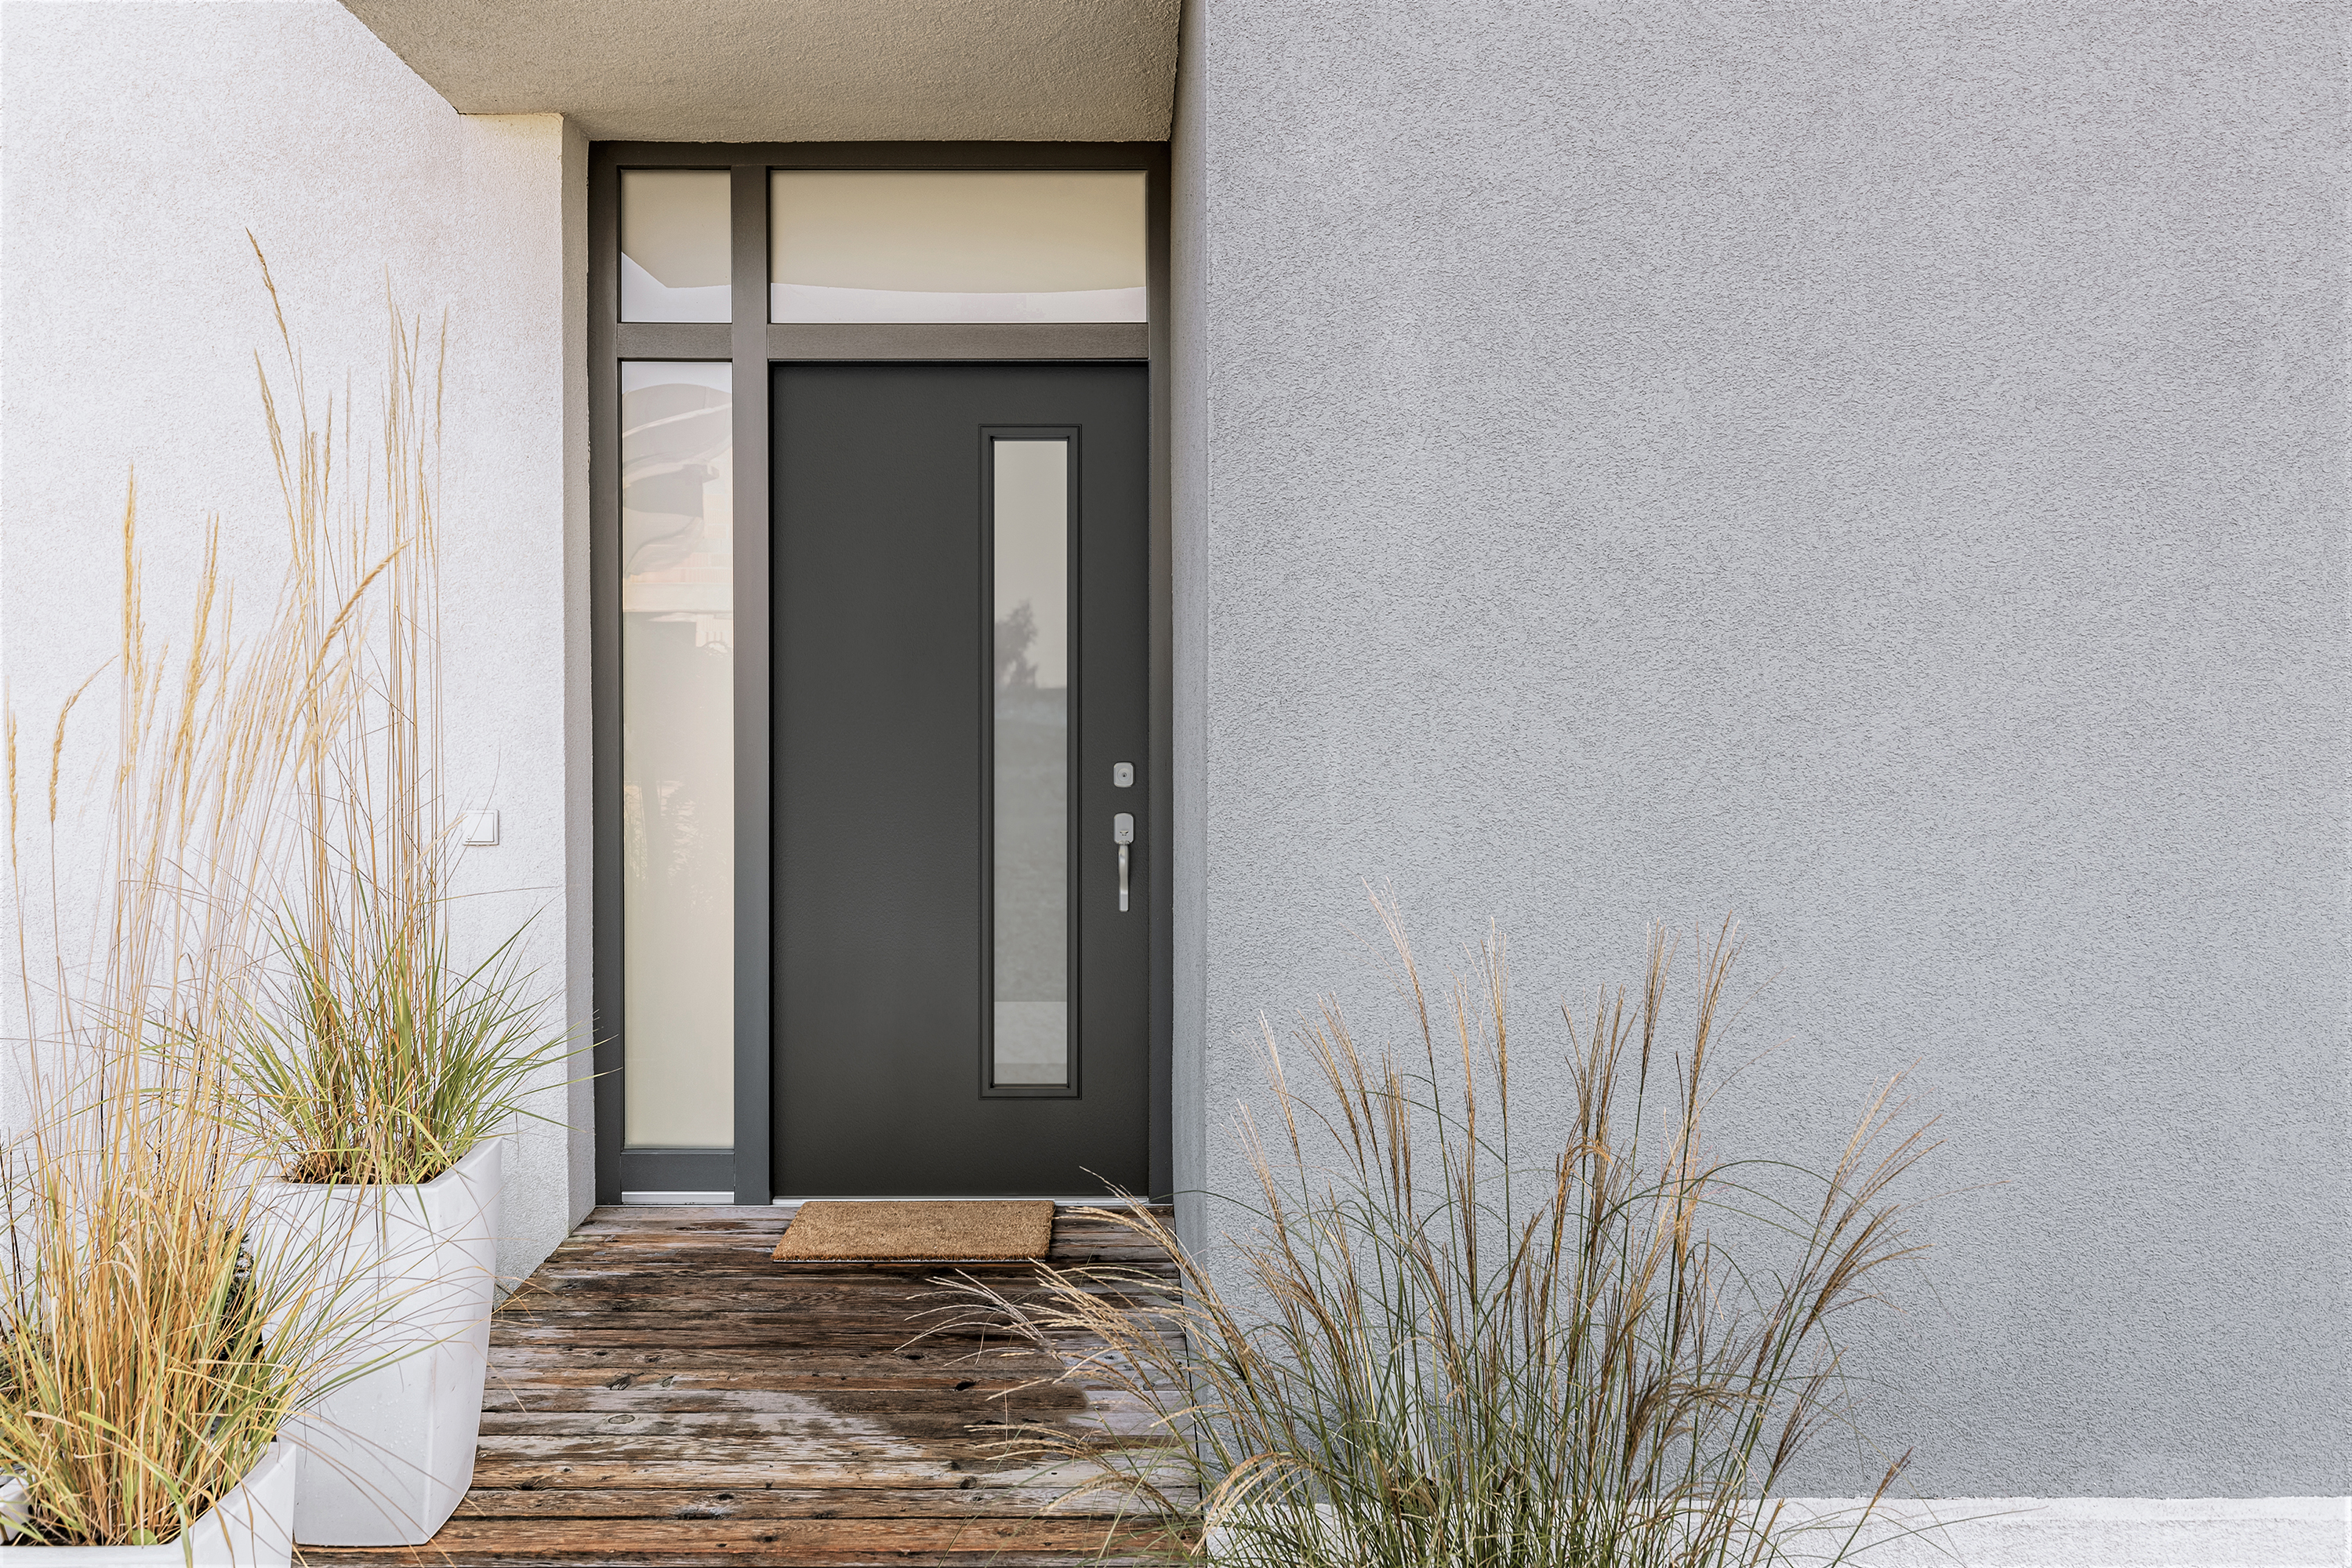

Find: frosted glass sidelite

[992,441,1071,1087]
[771,170,1145,324]
[621,169,731,322]
[622,361,734,1145]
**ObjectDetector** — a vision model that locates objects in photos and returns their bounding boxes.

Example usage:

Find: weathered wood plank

[494,1291,1100,1316]
[514,1270,1179,1293]
[446,1486,1190,1520]
[564,1221,1170,1240]
[312,1552,1165,1566]
[487,1327,1176,1356]
[469,1453,1189,1492]
[553,1228,1171,1248]
[485,1359,1076,1389]
[483,1326,1151,1354]
[484,1352,1179,1394]
[508,1260,1177,1286]
[318,1552,1167,1565]
[308,1513,1184,1556]
[484,1385,1089,1414]
[567,1224,1166,1240]
[477,1403,1174,1442]
[470,1436,1180,1481]
[477,1410,1104,1439]
[469,1452,976,1490]
[309,1554,1167,1566]
[561,1225,1169,1245]
[572,1204,1171,1223]
[481,1385,1147,1417]
[559,1230,1166,1254]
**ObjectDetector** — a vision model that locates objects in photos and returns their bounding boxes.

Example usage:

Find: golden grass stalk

[2,463,378,1544]
[222,247,566,1190]
[0,1033,384,1544]
[949,897,1937,1568]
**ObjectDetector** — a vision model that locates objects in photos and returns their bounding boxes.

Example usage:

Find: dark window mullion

[728,162,774,1204]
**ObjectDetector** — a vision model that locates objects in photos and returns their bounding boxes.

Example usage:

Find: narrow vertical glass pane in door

[622,361,734,1144]
[992,440,1070,1087]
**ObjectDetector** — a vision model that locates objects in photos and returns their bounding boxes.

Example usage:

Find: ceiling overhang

[338,0,1179,143]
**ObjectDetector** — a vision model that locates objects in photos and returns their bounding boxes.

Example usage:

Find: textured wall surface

[1170,0,2344,1501]
[0,0,593,1285]
[338,0,1179,143]
[1171,0,1210,1254]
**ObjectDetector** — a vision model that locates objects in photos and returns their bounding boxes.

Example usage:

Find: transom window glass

[621,169,731,323]
[770,170,1145,324]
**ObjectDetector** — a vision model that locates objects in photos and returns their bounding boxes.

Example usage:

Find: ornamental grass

[0,250,541,1542]
[954,898,1936,1568]
[2,469,378,1544]
[221,246,567,1190]
[0,1034,377,1546]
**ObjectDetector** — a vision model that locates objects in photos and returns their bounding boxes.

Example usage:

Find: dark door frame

[588,140,1174,1207]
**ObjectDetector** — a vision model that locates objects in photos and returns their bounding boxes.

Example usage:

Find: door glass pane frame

[588,141,1171,1205]
[982,428,1082,1098]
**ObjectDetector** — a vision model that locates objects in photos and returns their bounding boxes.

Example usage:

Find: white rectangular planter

[254,1140,501,1547]
[0,1443,298,1566]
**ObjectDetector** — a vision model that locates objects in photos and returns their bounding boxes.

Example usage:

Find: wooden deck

[304,1205,1186,1567]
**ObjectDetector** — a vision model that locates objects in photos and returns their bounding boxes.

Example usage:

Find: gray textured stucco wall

[1169,0,2344,1497]
[1171,0,1211,1257]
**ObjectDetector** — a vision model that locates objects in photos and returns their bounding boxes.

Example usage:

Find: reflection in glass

[621,169,731,323]
[771,170,1145,324]
[622,361,734,1144]
[992,441,1070,1087]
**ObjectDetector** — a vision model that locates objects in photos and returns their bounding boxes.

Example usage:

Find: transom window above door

[618,168,1147,325]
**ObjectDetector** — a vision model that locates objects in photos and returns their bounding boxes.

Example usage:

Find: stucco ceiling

[337,0,1179,143]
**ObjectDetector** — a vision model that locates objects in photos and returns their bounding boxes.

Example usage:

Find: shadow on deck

[304,1205,1188,1567]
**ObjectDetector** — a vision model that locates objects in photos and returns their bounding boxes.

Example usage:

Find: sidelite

[990,439,1073,1089]
[619,363,734,1154]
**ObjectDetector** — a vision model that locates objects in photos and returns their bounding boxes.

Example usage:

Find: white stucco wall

[1171,0,2344,1523]
[0,0,593,1283]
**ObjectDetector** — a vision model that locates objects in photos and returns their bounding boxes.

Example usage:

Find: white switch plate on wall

[460,810,499,847]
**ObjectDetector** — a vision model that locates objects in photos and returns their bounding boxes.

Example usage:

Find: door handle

[1112,813,1134,913]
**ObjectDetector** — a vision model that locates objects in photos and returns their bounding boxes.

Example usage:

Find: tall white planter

[0,1443,299,1566]
[255,1141,501,1547]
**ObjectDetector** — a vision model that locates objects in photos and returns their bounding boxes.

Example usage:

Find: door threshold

[619,1192,1161,1208]
[770,1195,1154,1207]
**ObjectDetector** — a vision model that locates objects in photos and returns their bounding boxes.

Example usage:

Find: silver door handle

[1112,813,1134,913]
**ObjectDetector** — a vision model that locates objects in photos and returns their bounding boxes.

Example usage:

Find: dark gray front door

[772,362,1150,1196]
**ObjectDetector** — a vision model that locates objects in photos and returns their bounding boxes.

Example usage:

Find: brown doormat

[770,1200,1057,1262]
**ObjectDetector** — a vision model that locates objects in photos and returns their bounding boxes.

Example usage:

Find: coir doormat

[770,1199,1056,1261]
